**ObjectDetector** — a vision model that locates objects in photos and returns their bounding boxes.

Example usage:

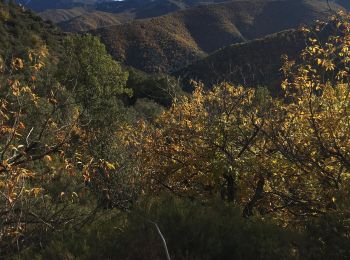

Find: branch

[149,221,171,260]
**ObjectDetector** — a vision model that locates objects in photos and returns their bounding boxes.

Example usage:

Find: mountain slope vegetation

[57,10,123,31]
[175,29,306,92]
[3,1,350,259]
[27,0,349,33]
[95,0,231,18]
[91,0,342,73]
[0,2,64,58]
[18,0,230,31]
[38,7,88,24]
[16,0,98,12]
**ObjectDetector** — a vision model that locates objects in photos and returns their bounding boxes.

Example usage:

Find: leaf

[106,162,116,170]
[44,155,52,162]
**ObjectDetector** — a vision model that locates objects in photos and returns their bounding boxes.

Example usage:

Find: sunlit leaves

[121,82,270,207]
[0,49,83,252]
[264,12,350,220]
[122,12,350,223]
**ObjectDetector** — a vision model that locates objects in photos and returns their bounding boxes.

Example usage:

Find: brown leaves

[0,48,83,251]
[122,82,266,204]
[11,58,24,70]
[120,13,350,222]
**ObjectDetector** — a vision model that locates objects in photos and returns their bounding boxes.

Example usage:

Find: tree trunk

[222,174,236,202]
[243,175,265,217]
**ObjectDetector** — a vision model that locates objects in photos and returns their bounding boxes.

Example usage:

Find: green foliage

[57,34,132,163]
[0,44,96,257]
[133,98,164,121]
[0,2,62,58]
[18,196,305,260]
[4,3,350,260]
[15,196,350,260]
[126,67,185,107]
[305,195,350,260]
[0,7,133,256]
[55,34,143,212]
[58,34,130,127]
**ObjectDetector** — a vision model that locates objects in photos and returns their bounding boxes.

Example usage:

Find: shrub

[19,196,306,260]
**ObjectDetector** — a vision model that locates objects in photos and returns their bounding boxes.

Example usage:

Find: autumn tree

[260,12,350,220]
[120,82,271,213]
[0,46,96,255]
[121,12,350,223]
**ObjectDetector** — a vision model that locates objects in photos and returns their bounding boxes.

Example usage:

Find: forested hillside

[0,2,63,57]
[2,1,350,259]
[24,0,350,32]
[57,10,123,31]
[16,0,98,12]
[91,0,341,73]
[176,29,305,91]
[30,0,233,27]
[30,0,232,31]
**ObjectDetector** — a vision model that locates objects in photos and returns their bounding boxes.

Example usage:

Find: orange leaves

[106,162,116,170]
[25,187,44,197]
[44,155,53,162]
[120,13,350,221]
[11,58,24,70]
[317,58,335,71]
[27,48,48,73]
[121,82,264,201]
[0,47,86,248]
[263,13,350,220]
[284,15,350,95]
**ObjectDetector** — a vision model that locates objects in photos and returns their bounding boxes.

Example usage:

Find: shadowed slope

[91,0,341,73]
[175,29,306,92]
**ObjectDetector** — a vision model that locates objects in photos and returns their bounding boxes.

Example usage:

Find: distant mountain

[38,0,231,31]
[24,0,350,32]
[16,0,349,88]
[38,7,88,24]
[90,0,342,73]
[21,0,230,13]
[57,10,123,31]
[175,29,306,92]
[175,15,343,93]
[16,0,96,12]
[95,0,230,18]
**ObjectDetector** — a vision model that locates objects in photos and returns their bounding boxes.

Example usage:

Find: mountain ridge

[90,0,342,73]
[175,29,306,92]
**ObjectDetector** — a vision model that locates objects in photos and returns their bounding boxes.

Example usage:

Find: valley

[2,1,350,258]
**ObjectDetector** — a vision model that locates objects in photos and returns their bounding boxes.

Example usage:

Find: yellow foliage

[122,12,350,222]
[0,48,83,248]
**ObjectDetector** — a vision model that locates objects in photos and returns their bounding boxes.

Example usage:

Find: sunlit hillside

[2,1,350,259]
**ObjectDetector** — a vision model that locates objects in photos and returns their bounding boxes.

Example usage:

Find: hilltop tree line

[1,2,350,259]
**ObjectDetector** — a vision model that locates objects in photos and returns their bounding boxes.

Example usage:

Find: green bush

[305,196,350,260]
[19,196,307,260]
[126,67,185,107]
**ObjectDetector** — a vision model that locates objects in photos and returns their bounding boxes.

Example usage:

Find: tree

[121,12,350,222]
[58,34,130,134]
[58,34,140,210]
[120,82,270,211]
[261,13,350,220]
[0,47,92,255]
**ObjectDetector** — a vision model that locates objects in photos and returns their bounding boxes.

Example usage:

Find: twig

[149,221,171,260]
[26,127,34,146]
